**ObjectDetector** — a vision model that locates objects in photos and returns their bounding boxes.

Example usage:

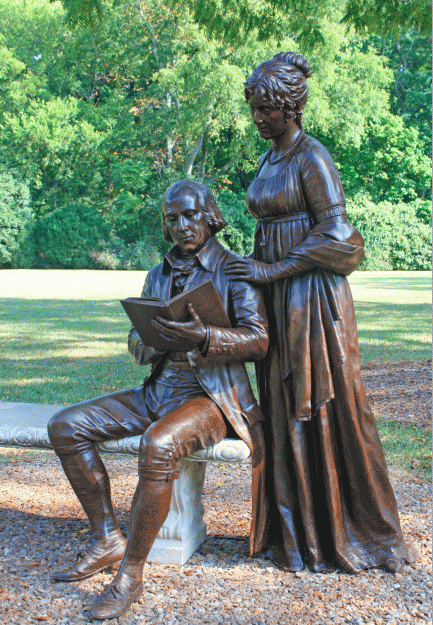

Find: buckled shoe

[52,535,126,582]
[89,572,144,620]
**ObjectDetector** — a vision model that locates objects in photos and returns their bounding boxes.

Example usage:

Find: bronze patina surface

[48,180,269,619]
[226,52,417,574]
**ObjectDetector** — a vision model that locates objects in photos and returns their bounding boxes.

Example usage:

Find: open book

[121,279,231,350]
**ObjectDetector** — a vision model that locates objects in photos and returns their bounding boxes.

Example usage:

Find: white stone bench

[0,402,251,565]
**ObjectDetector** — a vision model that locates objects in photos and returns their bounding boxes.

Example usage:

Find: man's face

[163,191,211,254]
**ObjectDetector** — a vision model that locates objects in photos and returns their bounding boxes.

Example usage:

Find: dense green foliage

[0,0,430,270]
[0,163,35,267]
[216,190,256,256]
[35,204,109,268]
[90,236,162,270]
[56,0,432,41]
[347,197,432,270]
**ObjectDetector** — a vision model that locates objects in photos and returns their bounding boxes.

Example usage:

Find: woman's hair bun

[273,52,311,78]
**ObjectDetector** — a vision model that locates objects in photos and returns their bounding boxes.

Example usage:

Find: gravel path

[361,360,431,430]
[0,449,431,625]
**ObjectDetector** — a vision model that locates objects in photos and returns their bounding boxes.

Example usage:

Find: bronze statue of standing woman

[227,52,417,573]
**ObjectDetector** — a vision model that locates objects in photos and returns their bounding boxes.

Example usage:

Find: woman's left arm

[226,143,364,284]
[286,142,365,276]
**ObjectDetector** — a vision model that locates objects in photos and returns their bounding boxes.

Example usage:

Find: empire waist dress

[247,133,416,573]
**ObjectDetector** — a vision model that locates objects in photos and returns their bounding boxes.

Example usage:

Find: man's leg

[90,396,227,620]
[48,388,152,581]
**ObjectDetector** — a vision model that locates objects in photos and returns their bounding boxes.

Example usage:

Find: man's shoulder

[211,238,244,266]
[145,260,165,283]
[220,248,245,267]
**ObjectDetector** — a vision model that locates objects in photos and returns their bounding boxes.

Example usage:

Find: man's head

[161,181,226,253]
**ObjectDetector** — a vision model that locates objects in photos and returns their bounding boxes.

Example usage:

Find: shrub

[0,163,36,268]
[90,235,161,270]
[124,238,161,270]
[346,195,432,270]
[216,189,256,256]
[35,204,109,268]
[414,199,432,225]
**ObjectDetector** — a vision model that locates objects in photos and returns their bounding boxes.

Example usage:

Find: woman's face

[248,92,290,141]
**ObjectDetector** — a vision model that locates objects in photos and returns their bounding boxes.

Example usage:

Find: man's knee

[137,399,227,482]
[48,406,92,456]
[48,407,80,449]
[138,428,180,483]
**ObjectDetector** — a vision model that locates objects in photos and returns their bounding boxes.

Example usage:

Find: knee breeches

[48,374,227,482]
[138,396,227,481]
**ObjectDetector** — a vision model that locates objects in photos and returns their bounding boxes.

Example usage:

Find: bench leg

[146,459,207,565]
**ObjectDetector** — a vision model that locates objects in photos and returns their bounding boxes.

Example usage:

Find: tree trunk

[209,150,245,185]
[199,128,210,179]
[184,135,204,176]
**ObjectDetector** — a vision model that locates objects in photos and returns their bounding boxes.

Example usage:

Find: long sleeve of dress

[267,143,365,278]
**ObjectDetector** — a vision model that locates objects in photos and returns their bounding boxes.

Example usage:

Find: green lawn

[348,271,431,362]
[0,269,431,405]
[0,270,147,405]
[1,269,431,481]
[375,417,431,482]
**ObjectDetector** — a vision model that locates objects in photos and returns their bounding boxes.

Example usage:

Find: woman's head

[245,52,311,129]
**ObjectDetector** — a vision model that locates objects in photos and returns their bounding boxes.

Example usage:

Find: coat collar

[163,236,225,274]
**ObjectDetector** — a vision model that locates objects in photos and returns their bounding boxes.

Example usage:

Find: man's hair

[161,180,227,243]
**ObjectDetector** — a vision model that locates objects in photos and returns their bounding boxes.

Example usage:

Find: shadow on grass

[1,297,431,404]
[0,353,149,404]
[353,301,431,362]
[1,298,127,329]
[376,418,432,482]
[352,274,431,291]
[1,298,143,403]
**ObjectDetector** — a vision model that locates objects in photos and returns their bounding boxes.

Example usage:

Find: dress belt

[256,212,310,245]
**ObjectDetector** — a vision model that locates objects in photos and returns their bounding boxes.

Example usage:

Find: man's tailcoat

[128,236,269,554]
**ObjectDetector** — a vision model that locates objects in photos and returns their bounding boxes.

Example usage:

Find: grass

[347,271,431,362]
[0,270,148,405]
[376,418,432,482]
[0,269,430,405]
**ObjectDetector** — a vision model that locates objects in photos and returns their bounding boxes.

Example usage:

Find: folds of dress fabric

[248,137,416,570]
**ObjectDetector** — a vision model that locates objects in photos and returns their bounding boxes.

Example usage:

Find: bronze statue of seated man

[48,180,269,620]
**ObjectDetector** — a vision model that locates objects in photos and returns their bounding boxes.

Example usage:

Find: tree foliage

[347,195,432,270]
[35,203,109,268]
[50,0,104,28]
[0,163,35,267]
[53,0,432,42]
[0,0,430,270]
[368,30,432,156]
[342,0,431,39]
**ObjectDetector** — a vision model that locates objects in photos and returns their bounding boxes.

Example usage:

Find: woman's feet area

[52,531,127,582]
[89,570,144,620]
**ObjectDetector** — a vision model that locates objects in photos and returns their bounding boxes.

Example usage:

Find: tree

[0,163,35,267]
[329,114,432,203]
[368,30,432,156]
[2,98,107,216]
[34,203,108,267]
[1,0,430,267]
[53,0,431,43]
